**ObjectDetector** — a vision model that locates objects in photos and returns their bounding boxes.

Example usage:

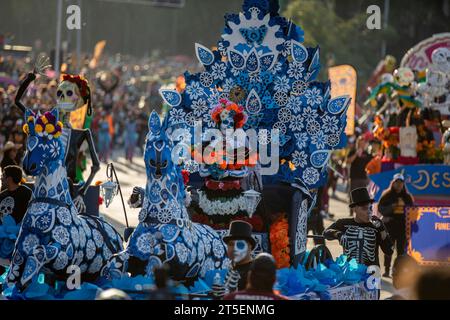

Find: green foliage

[284,0,394,100]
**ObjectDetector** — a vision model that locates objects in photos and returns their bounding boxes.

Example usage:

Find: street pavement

[97,150,394,299]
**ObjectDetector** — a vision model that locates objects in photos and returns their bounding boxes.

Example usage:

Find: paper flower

[270,213,290,268]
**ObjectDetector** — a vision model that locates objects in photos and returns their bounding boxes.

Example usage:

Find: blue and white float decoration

[101,112,229,281]
[3,109,123,293]
[162,0,349,190]
[160,0,350,263]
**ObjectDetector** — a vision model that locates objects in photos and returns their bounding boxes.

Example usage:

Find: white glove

[74,195,86,214]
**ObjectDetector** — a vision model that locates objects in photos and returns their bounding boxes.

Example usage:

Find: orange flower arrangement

[211,98,247,129]
[270,213,290,268]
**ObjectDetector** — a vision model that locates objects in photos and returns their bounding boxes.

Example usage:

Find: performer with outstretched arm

[14,55,100,214]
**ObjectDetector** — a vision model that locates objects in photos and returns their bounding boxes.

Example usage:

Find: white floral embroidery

[49,140,60,158]
[292,150,308,168]
[287,61,305,80]
[302,106,318,122]
[274,76,290,93]
[303,167,320,185]
[197,239,205,262]
[211,63,227,80]
[53,251,68,270]
[289,114,304,131]
[305,87,323,106]
[136,232,156,255]
[294,132,309,149]
[322,115,339,133]
[78,227,87,247]
[191,98,208,117]
[292,80,307,95]
[22,234,39,254]
[286,95,303,114]
[258,129,271,145]
[270,61,283,74]
[70,226,80,248]
[311,130,327,149]
[274,91,288,106]
[200,257,214,277]
[306,120,321,136]
[278,108,292,123]
[52,226,70,245]
[186,81,205,100]
[212,238,225,258]
[169,108,186,125]
[273,122,287,135]
[175,242,188,264]
[85,239,96,260]
[92,229,104,248]
[326,133,340,147]
[200,72,214,87]
[57,207,72,226]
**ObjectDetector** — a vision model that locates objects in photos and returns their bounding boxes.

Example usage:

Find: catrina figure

[14,55,100,213]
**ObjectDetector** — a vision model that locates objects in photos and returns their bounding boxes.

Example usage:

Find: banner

[70,104,88,129]
[369,165,450,201]
[89,40,106,69]
[400,33,450,72]
[406,206,450,266]
[328,65,357,135]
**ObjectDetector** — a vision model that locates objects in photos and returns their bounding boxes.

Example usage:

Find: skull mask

[393,67,415,87]
[56,80,84,112]
[431,47,450,74]
[0,196,14,219]
[231,240,250,264]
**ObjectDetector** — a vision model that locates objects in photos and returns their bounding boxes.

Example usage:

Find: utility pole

[380,0,390,58]
[55,0,63,75]
[76,0,82,72]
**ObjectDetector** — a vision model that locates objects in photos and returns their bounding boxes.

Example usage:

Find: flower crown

[62,74,90,101]
[211,98,247,129]
[23,111,63,139]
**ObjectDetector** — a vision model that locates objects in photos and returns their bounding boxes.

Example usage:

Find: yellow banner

[328,65,357,135]
[89,40,107,69]
[70,104,87,129]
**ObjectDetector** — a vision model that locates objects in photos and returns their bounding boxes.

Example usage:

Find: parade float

[366,35,450,267]
[0,0,379,300]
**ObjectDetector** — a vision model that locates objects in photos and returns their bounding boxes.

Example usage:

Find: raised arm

[14,73,36,113]
[15,54,51,113]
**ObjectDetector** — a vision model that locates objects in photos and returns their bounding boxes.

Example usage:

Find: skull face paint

[393,67,415,87]
[56,80,84,112]
[231,240,249,264]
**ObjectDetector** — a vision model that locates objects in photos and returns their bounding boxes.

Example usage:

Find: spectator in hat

[323,187,393,267]
[1,141,22,172]
[378,173,414,277]
[210,220,255,298]
[224,253,289,300]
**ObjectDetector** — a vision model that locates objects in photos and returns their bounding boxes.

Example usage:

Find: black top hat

[349,187,374,208]
[223,220,256,249]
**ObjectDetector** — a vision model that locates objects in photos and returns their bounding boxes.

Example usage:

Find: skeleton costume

[211,221,255,298]
[0,184,31,224]
[324,188,393,266]
[15,71,100,214]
